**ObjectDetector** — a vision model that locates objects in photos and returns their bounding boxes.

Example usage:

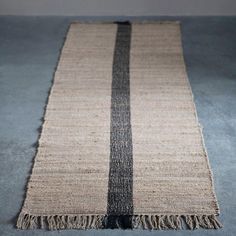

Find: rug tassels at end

[16,213,222,230]
[132,214,223,230]
[16,212,105,230]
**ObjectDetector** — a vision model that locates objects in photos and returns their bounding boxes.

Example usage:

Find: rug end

[16,212,105,230]
[132,214,223,230]
[16,213,222,230]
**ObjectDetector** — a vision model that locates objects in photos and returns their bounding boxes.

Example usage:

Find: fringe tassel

[132,214,222,230]
[17,213,105,230]
[16,213,222,230]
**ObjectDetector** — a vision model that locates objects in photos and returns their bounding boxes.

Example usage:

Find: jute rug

[17,22,222,230]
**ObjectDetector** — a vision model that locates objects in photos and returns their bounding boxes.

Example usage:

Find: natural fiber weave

[17,22,221,230]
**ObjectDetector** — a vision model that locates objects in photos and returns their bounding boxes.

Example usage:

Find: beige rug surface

[17,22,221,230]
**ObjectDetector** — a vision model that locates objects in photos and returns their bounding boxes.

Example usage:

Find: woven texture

[17,22,221,230]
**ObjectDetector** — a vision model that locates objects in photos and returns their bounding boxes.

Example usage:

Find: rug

[17,22,222,230]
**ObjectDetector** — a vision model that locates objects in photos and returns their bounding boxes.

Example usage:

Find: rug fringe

[16,212,105,230]
[132,214,222,230]
[16,213,222,230]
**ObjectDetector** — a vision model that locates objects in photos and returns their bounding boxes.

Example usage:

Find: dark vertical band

[106,22,133,228]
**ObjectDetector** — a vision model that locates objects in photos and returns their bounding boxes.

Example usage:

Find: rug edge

[15,23,74,230]
[16,212,222,230]
[177,23,221,216]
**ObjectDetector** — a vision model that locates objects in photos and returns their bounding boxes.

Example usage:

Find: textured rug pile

[17,22,221,230]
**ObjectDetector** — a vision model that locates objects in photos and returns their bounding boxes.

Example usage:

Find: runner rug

[17,22,222,230]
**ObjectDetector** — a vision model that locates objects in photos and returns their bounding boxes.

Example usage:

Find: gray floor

[0,16,236,236]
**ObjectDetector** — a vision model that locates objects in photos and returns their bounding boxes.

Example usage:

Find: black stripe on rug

[106,22,133,229]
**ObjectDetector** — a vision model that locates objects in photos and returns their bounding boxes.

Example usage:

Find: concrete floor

[0,16,236,236]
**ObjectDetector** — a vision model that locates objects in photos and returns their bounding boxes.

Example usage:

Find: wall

[0,0,236,16]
